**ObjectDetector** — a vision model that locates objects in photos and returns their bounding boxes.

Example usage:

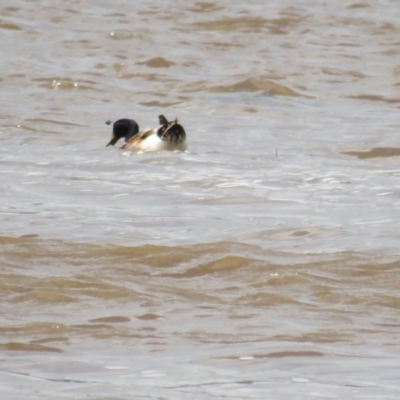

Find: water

[1,0,400,399]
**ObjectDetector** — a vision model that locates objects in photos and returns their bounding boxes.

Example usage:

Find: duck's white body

[123,128,187,152]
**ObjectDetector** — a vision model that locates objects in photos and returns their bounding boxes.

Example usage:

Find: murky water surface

[1,0,400,399]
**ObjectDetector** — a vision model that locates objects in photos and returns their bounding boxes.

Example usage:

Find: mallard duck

[105,115,187,152]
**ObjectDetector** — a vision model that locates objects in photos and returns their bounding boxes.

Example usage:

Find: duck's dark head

[106,119,139,146]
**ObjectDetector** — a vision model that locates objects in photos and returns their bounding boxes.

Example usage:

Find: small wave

[254,350,324,358]
[342,147,400,159]
[35,78,97,91]
[88,316,130,323]
[138,100,181,107]
[13,290,77,303]
[235,292,301,306]
[0,20,21,30]
[137,57,175,68]
[0,342,63,353]
[209,77,307,97]
[347,94,400,104]
[194,16,300,33]
[188,3,224,13]
[24,117,84,127]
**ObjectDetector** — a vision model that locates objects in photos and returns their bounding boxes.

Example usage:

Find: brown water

[1,1,400,399]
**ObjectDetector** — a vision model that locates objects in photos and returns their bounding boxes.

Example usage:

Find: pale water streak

[1,0,400,399]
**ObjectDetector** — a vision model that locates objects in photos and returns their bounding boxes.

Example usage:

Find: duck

[105,115,187,152]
